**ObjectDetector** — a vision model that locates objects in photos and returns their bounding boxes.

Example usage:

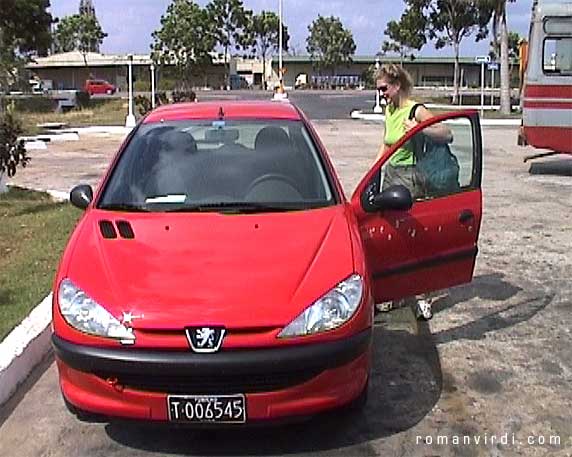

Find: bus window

[543,38,572,75]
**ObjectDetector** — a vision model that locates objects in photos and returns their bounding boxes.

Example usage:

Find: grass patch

[0,187,82,341]
[18,99,128,135]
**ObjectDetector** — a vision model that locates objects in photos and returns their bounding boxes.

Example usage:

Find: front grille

[95,369,323,394]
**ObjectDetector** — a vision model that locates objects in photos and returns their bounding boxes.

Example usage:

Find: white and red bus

[520,1,572,161]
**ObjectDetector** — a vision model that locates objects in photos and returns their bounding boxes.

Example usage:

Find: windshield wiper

[98,203,151,212]
[164,202,302,213]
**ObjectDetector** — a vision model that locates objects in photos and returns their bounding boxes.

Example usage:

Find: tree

[0,0,52,93]
[0,105,29,186]
[53,14,107,67]
[408,0,492,104]
[381,9,427,66]
[306,16,356,77]
[250,11,289,90]
[484,0,517,114]
[151,0,215,89]
[206,0,252,89]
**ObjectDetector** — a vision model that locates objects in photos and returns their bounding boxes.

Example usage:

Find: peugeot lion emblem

[186,327,226,353]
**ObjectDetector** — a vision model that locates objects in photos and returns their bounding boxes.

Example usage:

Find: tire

[106,89,113,95]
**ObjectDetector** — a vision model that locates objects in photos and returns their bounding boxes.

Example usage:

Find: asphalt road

[1,94,571,457]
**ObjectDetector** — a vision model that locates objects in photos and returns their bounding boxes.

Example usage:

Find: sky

[48,0,537,58]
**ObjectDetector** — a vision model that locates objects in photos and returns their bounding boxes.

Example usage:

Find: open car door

[351,111,483,303]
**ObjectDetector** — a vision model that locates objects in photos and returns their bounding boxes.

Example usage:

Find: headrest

[163,130,197,154]
[254,126,290,151]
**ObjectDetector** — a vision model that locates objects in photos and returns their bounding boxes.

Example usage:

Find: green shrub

[134,80,150,92]
[157,78,176,91]
[75,91,91,109]
[172,91,196,103]
[156,92,168,105]
[135,95,152,116]
[6,96,55,113]
[0,105,30,178]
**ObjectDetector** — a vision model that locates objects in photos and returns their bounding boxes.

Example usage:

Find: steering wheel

[244,173,304,202]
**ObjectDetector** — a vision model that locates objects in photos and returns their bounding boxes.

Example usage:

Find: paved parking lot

[1,113,571,456]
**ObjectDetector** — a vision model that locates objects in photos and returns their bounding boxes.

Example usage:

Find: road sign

[488,62,499,71]
[475,55,491,64]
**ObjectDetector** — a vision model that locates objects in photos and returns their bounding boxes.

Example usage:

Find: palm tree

[490,0,515,114]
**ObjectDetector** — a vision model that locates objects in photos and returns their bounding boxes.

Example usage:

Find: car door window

[379,117,477,201]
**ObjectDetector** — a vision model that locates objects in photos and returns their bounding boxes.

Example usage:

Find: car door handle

[459,210,475,224]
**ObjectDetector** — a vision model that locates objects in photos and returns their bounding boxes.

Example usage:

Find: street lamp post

[373,57,383,113]
[125,54,136,128]
[273,0,287,100]
[150,63,156,109]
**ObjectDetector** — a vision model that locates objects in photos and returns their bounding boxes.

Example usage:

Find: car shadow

[105,324,443,455]
[105,273,551,455]
[429,273,553,345]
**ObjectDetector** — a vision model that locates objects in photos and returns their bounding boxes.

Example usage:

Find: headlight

[278,274,363,338]
[58,279,135,343]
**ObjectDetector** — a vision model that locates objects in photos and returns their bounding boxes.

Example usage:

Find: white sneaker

[414,298,433,320]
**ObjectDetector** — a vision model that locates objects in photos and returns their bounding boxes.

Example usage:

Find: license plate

[167,394,246,423]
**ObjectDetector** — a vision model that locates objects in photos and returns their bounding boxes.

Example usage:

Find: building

[26,51,228,91]
[270,55,520,90]
[26,51,519,93]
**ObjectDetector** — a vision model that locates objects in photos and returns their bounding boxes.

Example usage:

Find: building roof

[144,101,300,123]
[27,51,228,69]
[27,51,151,68]
[274,55,507,65]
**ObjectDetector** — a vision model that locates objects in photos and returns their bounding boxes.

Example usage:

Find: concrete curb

[350,109,522,126]
[0,294,52,406]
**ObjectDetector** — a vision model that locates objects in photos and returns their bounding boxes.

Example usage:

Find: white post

[480,62,485,118]
[150,63,156,109]
[125,54,136,128]
[459,67,464,106]
[491,67,495,107]
[373,57,383,113]
[273,0,287,100]
[279,0,283,88]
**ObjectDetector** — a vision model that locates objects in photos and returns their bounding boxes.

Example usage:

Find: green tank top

[385,100,416,166]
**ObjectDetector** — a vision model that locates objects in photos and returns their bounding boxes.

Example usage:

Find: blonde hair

[376,64,413,96]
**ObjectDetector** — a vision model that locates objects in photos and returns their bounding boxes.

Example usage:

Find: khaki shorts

[381,164,426,199]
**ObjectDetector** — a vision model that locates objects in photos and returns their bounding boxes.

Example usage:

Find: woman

[374,64,451,320]
[375,64,452,196]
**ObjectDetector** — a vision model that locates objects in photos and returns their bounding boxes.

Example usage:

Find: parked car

[52,101,483,425]
[84,79,116,95]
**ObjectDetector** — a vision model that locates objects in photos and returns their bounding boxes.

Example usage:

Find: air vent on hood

[116,220,135,239]
[99,220,117,239]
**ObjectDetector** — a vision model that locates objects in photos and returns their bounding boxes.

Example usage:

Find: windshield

[98,119,336,212]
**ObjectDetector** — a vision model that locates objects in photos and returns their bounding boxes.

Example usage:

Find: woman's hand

[403,118,417,133]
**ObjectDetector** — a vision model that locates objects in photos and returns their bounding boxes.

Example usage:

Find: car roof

[143,101,302,123]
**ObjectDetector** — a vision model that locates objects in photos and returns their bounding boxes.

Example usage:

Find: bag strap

[408,103,425,121]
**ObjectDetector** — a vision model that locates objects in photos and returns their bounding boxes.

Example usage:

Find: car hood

[65,206,354,330]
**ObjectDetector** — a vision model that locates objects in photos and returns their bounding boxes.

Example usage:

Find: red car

[52,101,483,424]
[84,79,116,95]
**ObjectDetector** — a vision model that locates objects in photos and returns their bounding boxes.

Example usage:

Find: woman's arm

[404,105,453,143]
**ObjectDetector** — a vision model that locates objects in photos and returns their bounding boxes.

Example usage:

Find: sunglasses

[377,84,389,92]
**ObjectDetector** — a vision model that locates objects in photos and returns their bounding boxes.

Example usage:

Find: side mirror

[70,184,93,210]
[372,185,413,211]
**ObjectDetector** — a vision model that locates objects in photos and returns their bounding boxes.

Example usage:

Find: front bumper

[53,329,372,422]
